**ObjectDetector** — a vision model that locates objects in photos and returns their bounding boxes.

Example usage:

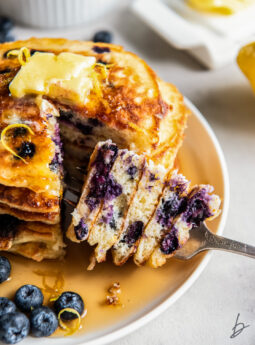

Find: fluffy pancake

[0,38,188,169]
[0,184,59,213]
[0,95,62,196]
[0,214,65,261]
[87,148,145,269]
[149,185,221,268]
[0,202,59,224]
[112,160,167,266]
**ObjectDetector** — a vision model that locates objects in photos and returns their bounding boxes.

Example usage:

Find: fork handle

[203,231,255,259]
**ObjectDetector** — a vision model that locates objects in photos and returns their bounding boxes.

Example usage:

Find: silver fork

[175,223,255,260]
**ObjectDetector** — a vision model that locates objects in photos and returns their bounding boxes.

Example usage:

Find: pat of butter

[9,52,97,105]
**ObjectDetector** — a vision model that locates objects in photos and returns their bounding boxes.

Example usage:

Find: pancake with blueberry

[0,97,62,223]
[87,146,145,269]
[0,214,65,261]
[0,38,188,170]
[66,140,119,243]
[149,185,221,268]
[134,171,190,266]
[112,160,167,266]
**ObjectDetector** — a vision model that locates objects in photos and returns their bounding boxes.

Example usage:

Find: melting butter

[187,0,254,15]
[9,52,97,105]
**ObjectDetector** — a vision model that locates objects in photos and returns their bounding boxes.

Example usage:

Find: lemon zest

[58,308,81,336]
[0,124,35,164]
[128,121,146,135]
[7,47,31,65]
[34,270,64,301]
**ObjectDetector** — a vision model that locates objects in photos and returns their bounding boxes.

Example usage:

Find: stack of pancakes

[0,96,65,261]
[0,38,220,267]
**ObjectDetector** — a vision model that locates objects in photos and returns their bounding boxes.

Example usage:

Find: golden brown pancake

[0,38,188,170]
[0,214,65,261]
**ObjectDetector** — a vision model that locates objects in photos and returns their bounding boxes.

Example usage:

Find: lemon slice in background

[237,42,255,94]
[187,0,254,15]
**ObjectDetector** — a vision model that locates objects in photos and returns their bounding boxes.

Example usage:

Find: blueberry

[0,33,14,43]
[122,221,144,246]
[0,16,13,34]
[93,30,113,44]
[54,292,84,320]
[74,219,88,240]
[0,312,29,344]
[30,306,58,337]
[14,285,43,312]
[127,165,138,179]
[0,298,16,317]
[160,228,179,255]
[16,142,36,159]
[0,256,11,284]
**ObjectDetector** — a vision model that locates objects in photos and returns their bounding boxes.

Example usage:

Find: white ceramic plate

[2,98,229,345]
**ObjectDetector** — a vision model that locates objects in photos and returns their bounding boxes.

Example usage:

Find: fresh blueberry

[30,306,58,337]
[0,33,14,43]
[54,292,84,320]
[0,298,16,317]
[93,30,113,44]
[0,16,13,33]
[14,285,43,312]
[16,142,36,159]
[0,256,11,284]
[0,312,29,344]
[2,35,14,43]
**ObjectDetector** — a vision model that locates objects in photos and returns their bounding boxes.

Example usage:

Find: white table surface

[12,1,255,344]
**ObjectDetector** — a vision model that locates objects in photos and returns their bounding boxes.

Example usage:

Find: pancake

[149,185,221,268]
[134,171,190,266]
[0,38,188,170]
[66,140,119,243]
[112,160,167,266]
[0,203,59,224]
[87,148,145,269]
[0,215,65,261]
[0,184,59,214]
[67,141,221,269]
[0,96,62,196]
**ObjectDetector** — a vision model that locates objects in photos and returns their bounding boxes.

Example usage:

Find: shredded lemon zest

[128,121,146,135]
[7,47,31,65]
[0,124,35,164]
[6,49,20,58]
[34,270,64,301]
[18,47,31,65]
[58,308,81,336]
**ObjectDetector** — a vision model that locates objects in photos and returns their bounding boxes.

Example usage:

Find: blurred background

[0,0,254,344]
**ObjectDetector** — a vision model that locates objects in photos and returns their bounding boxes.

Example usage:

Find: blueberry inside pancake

[87,148,145,269]
[67,140,119,243]
[149,185,221,268]
[134,171,190,266]
[112,160,167,266]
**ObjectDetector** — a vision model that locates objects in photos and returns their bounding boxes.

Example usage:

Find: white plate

[2,98,229,345]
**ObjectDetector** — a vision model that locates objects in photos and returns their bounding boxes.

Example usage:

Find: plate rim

[71,97,230,345]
